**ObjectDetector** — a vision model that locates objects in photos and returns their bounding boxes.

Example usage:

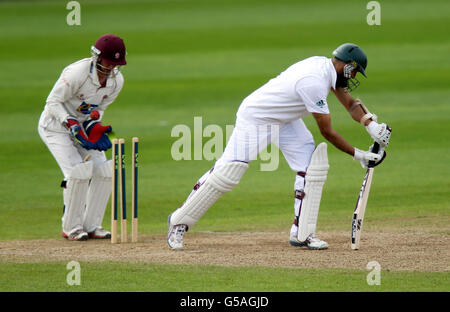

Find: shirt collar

[89,60,115,87]
[89,61,101,86]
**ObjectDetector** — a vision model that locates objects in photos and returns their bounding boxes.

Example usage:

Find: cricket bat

[351,142,380,250]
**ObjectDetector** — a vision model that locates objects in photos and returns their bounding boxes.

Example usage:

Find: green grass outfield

[0,0,449,293]
[0,262,447,292]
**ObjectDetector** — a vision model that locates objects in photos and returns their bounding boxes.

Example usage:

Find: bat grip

[368,142,380,168]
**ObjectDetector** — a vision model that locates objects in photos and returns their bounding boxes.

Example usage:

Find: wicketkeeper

[168,43,391,250]
[38,34,126,241]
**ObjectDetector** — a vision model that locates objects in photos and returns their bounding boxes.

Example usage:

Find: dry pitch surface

[0,231,448,272]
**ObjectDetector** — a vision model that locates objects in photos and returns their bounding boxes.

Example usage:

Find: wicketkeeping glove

[83,119,113,151]
[353,145,386,168]
[66,117,96,150]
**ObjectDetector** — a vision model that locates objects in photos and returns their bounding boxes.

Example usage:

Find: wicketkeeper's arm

[46,67,81,125]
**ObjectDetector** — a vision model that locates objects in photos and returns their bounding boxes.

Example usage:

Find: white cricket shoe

[167,214,187,250]
[88,227,111,239]
[304,234,328,250]
[289,224,306,247]
[289,233,328,250]
[62,229,88,241]
[289,235,306,247]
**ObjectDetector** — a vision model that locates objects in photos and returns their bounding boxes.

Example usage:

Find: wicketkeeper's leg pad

[170,161,249,229]
[62,161,94,234]
[297,142,329,242]
[83,160,113,233]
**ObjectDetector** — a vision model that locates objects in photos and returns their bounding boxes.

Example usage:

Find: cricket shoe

[289,234,328,250]
[62,229,88,241]
[167,214,188,250]
[289,235,306,247]
[88,227,111,239]
[289,224,306,247]
[305,234,328,250]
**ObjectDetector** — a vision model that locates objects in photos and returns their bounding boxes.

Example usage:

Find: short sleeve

[295,76,330,114]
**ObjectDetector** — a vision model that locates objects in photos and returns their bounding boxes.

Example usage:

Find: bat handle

[368,142,380,168]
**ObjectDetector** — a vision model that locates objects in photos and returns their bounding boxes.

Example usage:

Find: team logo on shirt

[77,102,99,114]
[316,100,325,108]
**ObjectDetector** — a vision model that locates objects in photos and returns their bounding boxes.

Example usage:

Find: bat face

[351,213,363,244]
[351,167,375,250]
[351,214,358,244]
[351,141,386,249]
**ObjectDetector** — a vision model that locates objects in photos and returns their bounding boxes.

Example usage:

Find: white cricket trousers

[38,126,107,178]
[187,116,316,206]
[38,124,109,233]
[215,116,315,172]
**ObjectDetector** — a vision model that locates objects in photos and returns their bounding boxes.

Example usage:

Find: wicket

[111,137,139,244]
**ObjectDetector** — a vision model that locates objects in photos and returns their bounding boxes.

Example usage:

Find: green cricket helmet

[332,43,367,77]
[332,43,367,91]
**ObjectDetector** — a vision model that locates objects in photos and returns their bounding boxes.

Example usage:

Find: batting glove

[353,146,386,168]
[366,122,392,147]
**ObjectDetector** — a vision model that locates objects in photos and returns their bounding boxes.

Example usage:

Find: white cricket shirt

[39,58,124,132]
[237,56,337,124]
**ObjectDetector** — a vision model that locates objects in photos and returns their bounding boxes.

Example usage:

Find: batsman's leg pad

[297,142,329,242]
[170,161,249,229]
[83,160,113,233]
[63,161,94,234]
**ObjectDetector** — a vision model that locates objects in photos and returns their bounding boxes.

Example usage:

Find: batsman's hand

[353,145,386,168]
[365,121,392,147]
[66,117,96,150]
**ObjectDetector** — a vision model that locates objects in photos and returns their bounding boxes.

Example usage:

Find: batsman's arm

[332,88,392,147]
[313,113,384,168]
[312,113,355,156]
[332,88,372,126]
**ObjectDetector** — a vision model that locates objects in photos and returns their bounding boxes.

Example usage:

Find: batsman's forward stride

[168,43,391,250]
[38,34,126,241]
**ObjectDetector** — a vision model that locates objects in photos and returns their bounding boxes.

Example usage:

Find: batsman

[168,43,391,250]
[38,34,126,241]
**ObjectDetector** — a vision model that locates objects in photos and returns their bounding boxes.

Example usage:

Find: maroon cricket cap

[94,34,127,66]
